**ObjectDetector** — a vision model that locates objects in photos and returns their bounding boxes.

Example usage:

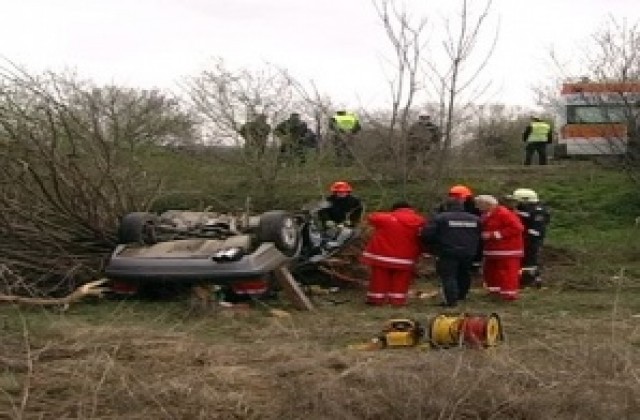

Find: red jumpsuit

[360,208,426,306]
[480,205,524,300]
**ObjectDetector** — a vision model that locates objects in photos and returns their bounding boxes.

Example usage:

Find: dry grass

[1,323,284,419]
[273,342,639,419]
[1,283,639,419]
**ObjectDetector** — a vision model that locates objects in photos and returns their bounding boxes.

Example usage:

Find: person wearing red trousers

[474,195,524,301]
[360,201,426,306]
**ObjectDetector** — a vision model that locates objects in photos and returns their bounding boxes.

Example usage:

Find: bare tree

[372,0,427,195]
[187,59,295,146]
[585,18,640,171]
[586,18,640,82]
[425,0,497,181]
[461,103,530,165]
[373,0,497,196]
[186,59,332,206]
[186,59,361,210]
[0,66,195,291]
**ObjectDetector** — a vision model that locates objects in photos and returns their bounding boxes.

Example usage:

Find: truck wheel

[258,211,301,257]
[118,212,159,245]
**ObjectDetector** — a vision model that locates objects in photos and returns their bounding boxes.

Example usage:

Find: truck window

[566,105,626,124]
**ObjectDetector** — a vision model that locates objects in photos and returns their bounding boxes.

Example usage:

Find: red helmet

[330,181,353,193]
[448,184,472,199]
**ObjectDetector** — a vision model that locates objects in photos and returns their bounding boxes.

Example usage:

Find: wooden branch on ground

[273,266,315,311]
[321,257,351,265]
[0,278,109,306]
[317,265,367,286]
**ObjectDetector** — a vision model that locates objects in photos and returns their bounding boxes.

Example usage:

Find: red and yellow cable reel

[349,313,503,351]
[428,312,503,348]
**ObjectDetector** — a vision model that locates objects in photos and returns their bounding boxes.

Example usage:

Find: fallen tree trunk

[0,279,109,307]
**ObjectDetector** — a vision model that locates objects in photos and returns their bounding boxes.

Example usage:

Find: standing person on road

[361,201,426,306]
[522,116,553,165]
[407,115,440,166]
[506,188,551,288]
[239,114,270,157]
[475,195,524,301]
[274,113,310,166]
[421,198,481,307]
[328,110,361,166]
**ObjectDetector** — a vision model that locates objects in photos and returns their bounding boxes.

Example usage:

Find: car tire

[258,211,301,257]
[118,212,159,245]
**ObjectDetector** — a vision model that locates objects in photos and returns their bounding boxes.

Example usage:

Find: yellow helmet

[511,188,538,203]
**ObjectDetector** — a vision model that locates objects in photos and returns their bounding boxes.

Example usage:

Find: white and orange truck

[555,81,640,157]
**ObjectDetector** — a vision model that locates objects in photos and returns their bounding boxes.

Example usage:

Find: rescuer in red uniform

[475,195,524,301]
[361,201,426,306]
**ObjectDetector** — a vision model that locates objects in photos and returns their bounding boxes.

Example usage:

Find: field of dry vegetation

[1,283,639,419]
[1,163,640,419]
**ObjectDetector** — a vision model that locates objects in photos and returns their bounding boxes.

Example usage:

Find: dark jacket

[514,202,550,240]
[239,118,270,150]
[421,202,481,258]
[408,121,440,147]
[319,194,363,226]
[434,197,480,216]
[274,117,309,143]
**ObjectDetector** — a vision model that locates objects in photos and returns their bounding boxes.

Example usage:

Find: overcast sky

[1,0,638,110]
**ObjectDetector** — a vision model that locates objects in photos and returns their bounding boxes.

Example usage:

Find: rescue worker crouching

[421,198,481,307]
[300,181,363,260]
[475,195,524,301]
[361,201,426,306]
[506,188,550,288]
[318,181,363,227]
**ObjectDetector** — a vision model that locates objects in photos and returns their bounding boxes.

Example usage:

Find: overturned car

[104,203,360,296]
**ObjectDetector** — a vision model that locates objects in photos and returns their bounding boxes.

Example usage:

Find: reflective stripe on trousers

[362,251,415,266]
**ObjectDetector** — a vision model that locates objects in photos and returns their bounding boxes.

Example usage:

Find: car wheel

[118,212,159,245]
[258,211,301,257]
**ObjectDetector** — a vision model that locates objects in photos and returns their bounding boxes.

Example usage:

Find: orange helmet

[330,181,353,193]
[448,184,472,199]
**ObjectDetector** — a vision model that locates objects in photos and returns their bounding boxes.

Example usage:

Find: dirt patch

[542,245,582,266]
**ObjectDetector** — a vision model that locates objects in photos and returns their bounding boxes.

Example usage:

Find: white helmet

[511,188,539,203]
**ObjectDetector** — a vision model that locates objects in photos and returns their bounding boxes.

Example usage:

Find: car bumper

[104,243,291,282]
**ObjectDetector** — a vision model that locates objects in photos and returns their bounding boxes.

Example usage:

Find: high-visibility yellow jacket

[524,121,552,143]
[331,112,361,134]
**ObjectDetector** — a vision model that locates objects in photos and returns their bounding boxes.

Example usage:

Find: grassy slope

[1,159,639,419]
[150,150,640,278]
